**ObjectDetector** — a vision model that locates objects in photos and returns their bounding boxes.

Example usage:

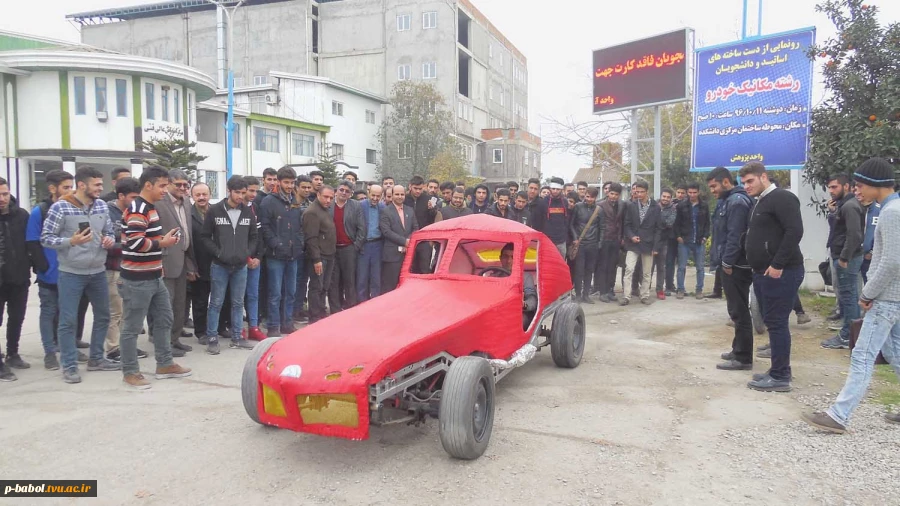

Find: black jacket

[675,199,711,245]
[623,199,663,254]
[0,196,33,285]
[599,199,625,244]
[260,191,305,261]
[486,203,514,220]
[745,187,804,273]
[191,204,214,280]
[711,186,753,270]
[543,196,569,244]
[405,193,437,229]
[436,205,473,221]
[200,200,259,267]
[302,199,336,263]
[569,201,603,246]
[525,198,547,233]
[329,198,366,252]
[829,193,865,261]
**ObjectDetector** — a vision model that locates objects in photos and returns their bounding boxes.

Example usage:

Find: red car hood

[255,277,520,439]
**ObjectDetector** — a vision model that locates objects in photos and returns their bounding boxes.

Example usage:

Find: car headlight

[262,385,287,418]
[280,365,302,378]
[297,394,359,428]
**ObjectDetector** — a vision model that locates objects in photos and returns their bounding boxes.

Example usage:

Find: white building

[196,71,387,182]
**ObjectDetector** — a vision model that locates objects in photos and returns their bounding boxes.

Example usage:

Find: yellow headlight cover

[262,384,287,418]
[297,394,359,428]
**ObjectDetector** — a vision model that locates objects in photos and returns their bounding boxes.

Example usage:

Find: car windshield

[446,240,537,277]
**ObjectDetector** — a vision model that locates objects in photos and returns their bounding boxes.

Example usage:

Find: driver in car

[486,243,538,316]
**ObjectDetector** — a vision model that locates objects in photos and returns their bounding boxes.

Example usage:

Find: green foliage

[428,138,469,184]
[139,125,207,181]
[378,81,458,183]
[804,0,900,190]
[316,143,341,187]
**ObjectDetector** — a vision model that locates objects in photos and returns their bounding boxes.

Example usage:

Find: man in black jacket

[544,177,570,258]
[260,167,305,337]
[0,179,34,380]
[707,168,755,371]
[200,176,259,354]
[380,185,418,293]
[328,179,365,313]
[821,174,866,350]
[188,182,223,345]
[435,187,472,222]
[406,176,436,274]
[739,162,804,393]
[675,183,710,300]
[655,188,677,299]
[303,186,337,324]
[621,181,662,305]
[594,183,626,302]
[486,189,514,219]
[570,187,603,304]
[524,178,547,232]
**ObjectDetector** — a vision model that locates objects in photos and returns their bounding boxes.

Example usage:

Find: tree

[316,142,342,187]
[378,81,458,183]
[427,140,468,184]
[139,125,207,181]
[804,0,900,190]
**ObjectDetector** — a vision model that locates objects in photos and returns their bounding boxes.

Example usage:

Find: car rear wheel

[750,289,765,335]
[439,356,495,460]
[241,336,282,425]
[550,302,585,368]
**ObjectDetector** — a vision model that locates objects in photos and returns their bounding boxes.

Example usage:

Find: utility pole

[207,0,245,179]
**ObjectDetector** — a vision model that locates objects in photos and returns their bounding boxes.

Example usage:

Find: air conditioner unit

[96,110,108,122]
[265,94,279,105]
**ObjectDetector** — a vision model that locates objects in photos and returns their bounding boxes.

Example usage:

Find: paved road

[0,283,895,505]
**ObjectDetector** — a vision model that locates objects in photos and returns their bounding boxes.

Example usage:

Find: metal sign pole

[630,109,638,188]
[654,105,662,198]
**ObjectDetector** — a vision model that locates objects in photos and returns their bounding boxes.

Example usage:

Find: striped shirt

[121,196,163,280]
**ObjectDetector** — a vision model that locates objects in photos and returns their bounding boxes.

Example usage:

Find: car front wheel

[439,356,495,460]
[241,336,282,425]
[550,302,585,368]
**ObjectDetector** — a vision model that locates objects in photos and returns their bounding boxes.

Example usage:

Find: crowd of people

[0,158,899,431]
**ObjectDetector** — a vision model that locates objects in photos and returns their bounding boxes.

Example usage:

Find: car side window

[448,240,514,277]
[409,240,447,275]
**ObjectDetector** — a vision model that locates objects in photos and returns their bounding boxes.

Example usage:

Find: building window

[366,110,376,124]
[532,152,538,166]
[145,82,155,120]
[161,87,169,122]
[332,143,344,159]
[233,123,241,149]
[422,62,437,79]
[398,142,412,159]
[94,77,107,114]
[500,90,504,107]
[493,149,503,164]
[524,151,529,167]
[115,79,127,117]
[188,92,194,127]
[73,76,86,115]
[254,126,279,152]
[489,43,493,58]
[292,132,315,157]
[397,14,410,31]
[331,101,344,117]
[398,64,411,81]
[205,170,219,199]
[423,11,437,29]
[366,149,376,164]
[253,75,269,85]
[174,89,181,124]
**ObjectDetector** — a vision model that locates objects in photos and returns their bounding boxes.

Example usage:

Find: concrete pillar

[130,159,143,179]
[62,156,76,176]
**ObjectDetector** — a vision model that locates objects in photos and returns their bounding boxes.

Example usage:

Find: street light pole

[207,0,245,180]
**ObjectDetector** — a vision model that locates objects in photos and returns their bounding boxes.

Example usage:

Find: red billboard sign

[592,29,692,115]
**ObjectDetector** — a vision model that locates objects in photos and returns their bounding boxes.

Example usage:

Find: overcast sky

[3,0,899,181]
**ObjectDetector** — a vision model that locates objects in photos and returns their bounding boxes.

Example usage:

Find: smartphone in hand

[78,222,90,233]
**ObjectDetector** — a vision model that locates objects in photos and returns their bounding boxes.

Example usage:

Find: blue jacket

[259,191,305,261]
[26,201,58,285]
[711,186,753,270]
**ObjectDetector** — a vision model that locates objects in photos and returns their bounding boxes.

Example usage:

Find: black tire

[750,289,765,335]
[241,337,282,425]
[550,302,586,368]
[439,356,496,460]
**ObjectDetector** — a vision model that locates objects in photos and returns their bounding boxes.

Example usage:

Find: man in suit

[380,185,419,293]
[328,180,366,312]
[153,169,198,356]
[357,185,385,303]
[620,181,662,306]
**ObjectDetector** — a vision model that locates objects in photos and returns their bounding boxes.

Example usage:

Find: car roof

[422,214,537,235]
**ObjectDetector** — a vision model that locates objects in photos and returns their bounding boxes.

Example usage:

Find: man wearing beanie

[738,162,804,393]
[803,157,900,433]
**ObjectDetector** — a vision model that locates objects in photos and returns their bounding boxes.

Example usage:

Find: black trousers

[595,241,620,295]
[712,267,723,296]
[722,268,754,363]
[573,244,599,298]
[0,282,28,362]
[190,279,210,338]
[653,243,668,292]
[382,261,402,293]
[258,257,269,322]
[308,255,335,323]
[328,245,358,312]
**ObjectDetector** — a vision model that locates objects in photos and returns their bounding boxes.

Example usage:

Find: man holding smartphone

[41,166,119,383]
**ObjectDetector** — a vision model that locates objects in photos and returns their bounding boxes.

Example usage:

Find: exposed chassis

[367,294,572,425]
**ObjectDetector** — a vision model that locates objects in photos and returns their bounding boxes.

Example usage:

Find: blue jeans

[38,284,59,355]
[245,264,261,327]
[57,271,110,371]
[267,258,298,328]
[834,255,863,339]
[207,263,248,341]
[357,240,383,302]
[119,277,174,376]
[827,300,900,426]
[677,242,706,293]
[754,266,804,381]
